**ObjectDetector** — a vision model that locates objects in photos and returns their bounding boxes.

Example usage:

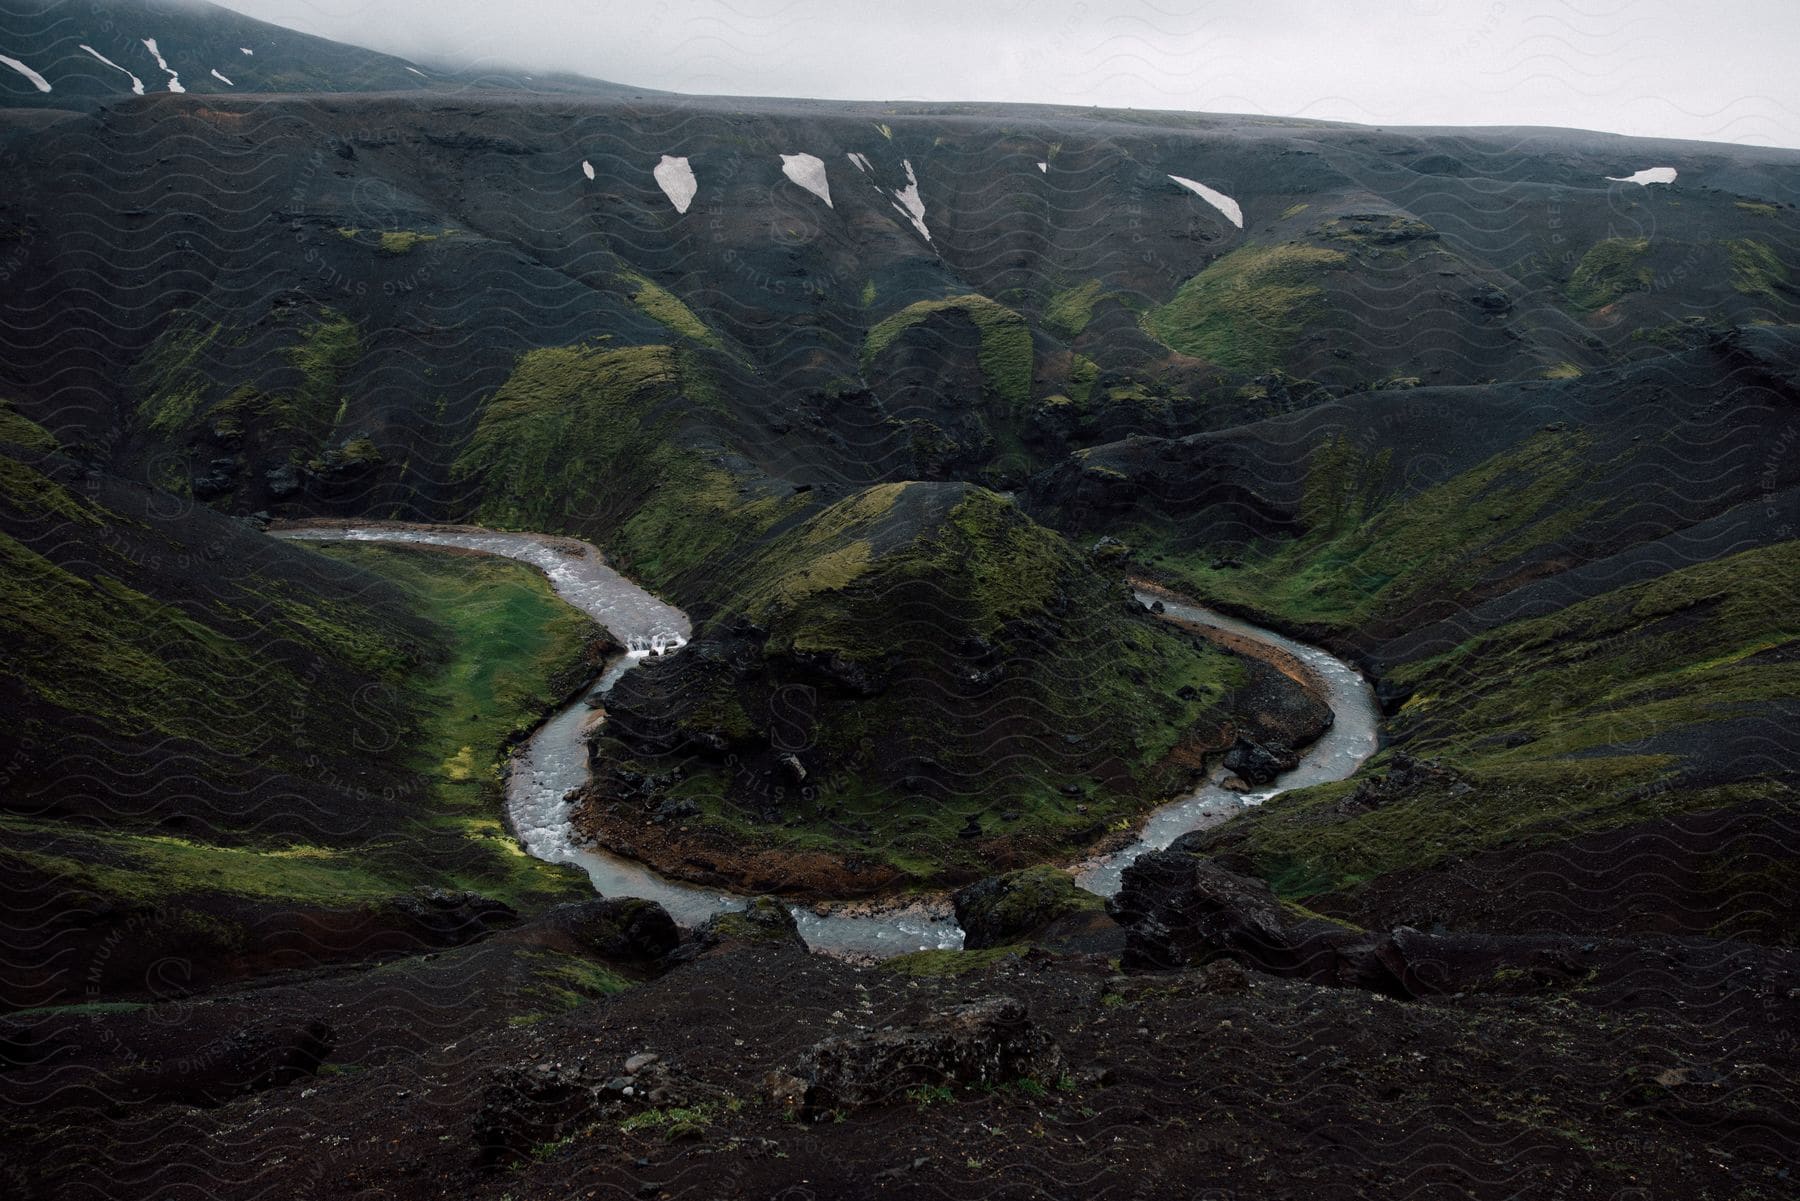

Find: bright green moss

[136,313,223,434]
[862,294,1033,411]
[621,272,722,348]
[1044,279,1105,340]
[1566,237,1651,311]
[1161,430,1596,631]
[882,946,1030,977]
[0,400,56,452]
[1726,238,1791,304]
[1143,243,1347,374]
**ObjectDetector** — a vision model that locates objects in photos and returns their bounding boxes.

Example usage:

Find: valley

[0,1,1796,1197]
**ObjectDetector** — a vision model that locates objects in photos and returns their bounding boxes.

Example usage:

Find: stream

[275,523,1380,959]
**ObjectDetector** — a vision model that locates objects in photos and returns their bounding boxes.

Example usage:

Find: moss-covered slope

[581,483,1243,887]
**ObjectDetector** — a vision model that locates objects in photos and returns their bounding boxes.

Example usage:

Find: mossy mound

[1144,243,1347,374]
[953,867,1106,949]
[863,294,1032,411]
[588,482,1240,885]
[1566,237,1652,311]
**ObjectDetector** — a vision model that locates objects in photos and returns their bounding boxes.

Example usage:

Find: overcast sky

[210,0,1800,148]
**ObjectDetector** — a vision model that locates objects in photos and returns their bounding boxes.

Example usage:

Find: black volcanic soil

[5,918,1795,1201]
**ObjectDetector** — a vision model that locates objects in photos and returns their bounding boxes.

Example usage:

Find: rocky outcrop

[541,898,680,963]
[694,896,804,948]
[766,996,1064,1119]
[952,866,1105,950]
[1109,850,1596,999]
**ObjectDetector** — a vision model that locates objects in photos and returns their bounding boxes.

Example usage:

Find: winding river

[275,523,1380,958]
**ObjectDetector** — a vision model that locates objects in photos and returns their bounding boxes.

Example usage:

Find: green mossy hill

[1161,429,1599,634]
[954,866,1106,949]
[0,456,599,931]
[1043,280,1106,340]
[1198,541,1800,933]
[134,304,362,447]
[596,483,1242,884]
[863,295,1032,409]
[0,399,57,452]
[1144,243,1347,374]
[453,341,796,595]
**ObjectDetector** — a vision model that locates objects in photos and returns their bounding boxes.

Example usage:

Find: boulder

[1221,737,1292,786]
[544,897,679,963]
[695,896,803,948]
[953,866,1105,950]
[383,888,518,946]
[767,996,1064,1118]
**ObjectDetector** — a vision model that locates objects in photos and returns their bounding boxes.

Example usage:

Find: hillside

[0,14,1796,1197]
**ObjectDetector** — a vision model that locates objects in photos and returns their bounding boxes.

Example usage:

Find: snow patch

[1169,175,1244,228]
[210,69,233,86]
[582,160,595,180]
[653,154,697,213]
[1605,166,1677,186]
[847,151,872,173]
[240,47,254,56]
[1037,161,1048,173]
[142,37,184,93]
[405,66,426,78]
[0,53,51,93]
[779,152,832,207]
[890,158,930,242]
[79,44,144,95]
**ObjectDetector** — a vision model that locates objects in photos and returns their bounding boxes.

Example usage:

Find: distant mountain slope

[0,0,651,108]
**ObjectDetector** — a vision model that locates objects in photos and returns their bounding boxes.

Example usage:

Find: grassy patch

[0,399,56,452]
[621,272,723,348]
[863,294,1033,411]
[1143,243,1347,374]
[1044,279,1105,340]
[1155,429,1599,631]
[1566,237,1651,311]
[1726,238,1792,304]
[1215,542,1800,897]
[882,945,1029,977]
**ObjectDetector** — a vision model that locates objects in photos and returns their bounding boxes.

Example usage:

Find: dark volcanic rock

[384,887,519,945]
[544,898,679,963]
[953,866,1106,950]
[695,896,803,948]
[767,996,1064,1118]
[1221,736,1294,785]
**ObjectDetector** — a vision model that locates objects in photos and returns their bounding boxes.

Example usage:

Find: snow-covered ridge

[1169,175,1244,228]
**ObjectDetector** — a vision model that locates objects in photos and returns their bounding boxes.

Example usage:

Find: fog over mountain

[204,0,1800,147]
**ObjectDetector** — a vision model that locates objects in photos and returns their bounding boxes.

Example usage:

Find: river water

[275,523,1379,958]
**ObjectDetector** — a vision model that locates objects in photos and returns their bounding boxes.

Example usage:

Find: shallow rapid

[275,524,1379,957]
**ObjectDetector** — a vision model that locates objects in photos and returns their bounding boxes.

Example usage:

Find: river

[274,523,1379,958]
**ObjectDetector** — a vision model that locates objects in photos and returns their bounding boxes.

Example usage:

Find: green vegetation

[622,272,723,348]
[883,946,1029,977]
[863,294,1033,411]
[454,341,796,590]
[1143,243,1347,374]
[1156,430,1598,631]
[1725,238,1792,304]
[0,484,598,911]
[134,306,362,449]
[600,483,1242,883]
[0,399,56,452]
[1734,201,1779,218]
[1203,541,1800,900]
[1565,237,1651,311]
[1043,279,1105,340]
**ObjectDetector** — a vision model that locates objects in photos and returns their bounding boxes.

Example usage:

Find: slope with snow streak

[780,153,832,207]
[1169,175,1244,228]
[141,37,184,93]
[1,53,51,93]
[653,154,697,213]
[79,45,145,95]
[1606,166,1678,185]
